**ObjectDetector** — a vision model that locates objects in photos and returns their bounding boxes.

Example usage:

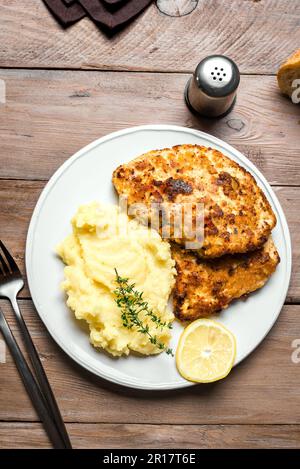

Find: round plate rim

[25,125,292,391]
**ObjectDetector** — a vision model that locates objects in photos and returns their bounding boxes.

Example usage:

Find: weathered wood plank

[0,422,299,449]
[1,302,299,424]
[0,70,299,183]
[0,1,299,73]
[0,180,44,298]
[0,182,298,301]
[274,186,299,304]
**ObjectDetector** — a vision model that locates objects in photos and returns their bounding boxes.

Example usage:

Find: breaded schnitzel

[172,237,280,321]
[113,145,276,258]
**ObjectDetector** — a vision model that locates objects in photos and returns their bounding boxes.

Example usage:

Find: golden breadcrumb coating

[172,237,280,321]
[113,145,276,258]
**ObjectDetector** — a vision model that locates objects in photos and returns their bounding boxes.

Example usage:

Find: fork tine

[0,250,10,275]
[0,240,20,274]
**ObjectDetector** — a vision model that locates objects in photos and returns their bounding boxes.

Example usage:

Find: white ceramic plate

[26,125,292,390]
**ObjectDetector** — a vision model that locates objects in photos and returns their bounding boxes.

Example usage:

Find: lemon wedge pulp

[176,319,236,383]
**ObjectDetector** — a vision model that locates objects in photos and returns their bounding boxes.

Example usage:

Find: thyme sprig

[113,269,173,356]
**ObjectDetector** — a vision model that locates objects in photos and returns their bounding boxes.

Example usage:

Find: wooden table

[0,0,299,449]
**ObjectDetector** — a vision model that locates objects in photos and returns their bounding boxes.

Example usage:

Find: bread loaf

[277,49,300,98]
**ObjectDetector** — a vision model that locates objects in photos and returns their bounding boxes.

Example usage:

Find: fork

[0,240,72,449]
[0,308,66,448]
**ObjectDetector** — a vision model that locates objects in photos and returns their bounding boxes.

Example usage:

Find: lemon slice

[176,319,236,383]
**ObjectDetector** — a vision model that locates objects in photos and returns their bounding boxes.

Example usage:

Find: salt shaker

[185,55,240,118]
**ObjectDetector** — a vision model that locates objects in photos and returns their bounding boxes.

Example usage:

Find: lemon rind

[176,319,237,384]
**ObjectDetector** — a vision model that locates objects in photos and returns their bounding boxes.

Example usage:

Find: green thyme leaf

[113,268,173,356]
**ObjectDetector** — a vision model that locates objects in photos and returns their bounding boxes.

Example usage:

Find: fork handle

[11,297,72,449]
[0,309,66,449]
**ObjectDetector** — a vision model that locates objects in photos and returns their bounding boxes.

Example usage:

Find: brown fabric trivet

[63,0,127,6]
[101,0,130,12]
[103,0,128,5]
[43,0,85,26]
[104,0,126,4]
[79,0,153,31]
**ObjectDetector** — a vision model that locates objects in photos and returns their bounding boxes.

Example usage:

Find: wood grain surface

[0,1,299,73]
[0,0,299,450]
[0,423,299,449]
[0,70,299,183]
[1,302,300,425]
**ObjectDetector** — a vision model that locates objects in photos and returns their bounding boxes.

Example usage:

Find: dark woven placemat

[43,0,153,31]
[79,0,152,30]
[43,0,85,26]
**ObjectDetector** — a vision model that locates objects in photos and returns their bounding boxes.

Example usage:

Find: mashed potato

[57,202,176,357]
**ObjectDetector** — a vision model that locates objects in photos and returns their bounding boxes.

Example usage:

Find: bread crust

[277,49,300,98]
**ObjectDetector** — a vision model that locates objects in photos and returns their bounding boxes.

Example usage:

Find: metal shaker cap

[185,55,240,118]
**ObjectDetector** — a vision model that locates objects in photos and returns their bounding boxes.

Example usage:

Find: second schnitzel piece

[113,145,276,258]
[172,237,280,321]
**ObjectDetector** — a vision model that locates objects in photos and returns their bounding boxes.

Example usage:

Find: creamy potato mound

[57,202,176,357]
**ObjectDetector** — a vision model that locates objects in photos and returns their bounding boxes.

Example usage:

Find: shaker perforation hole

[210,64,228,82]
